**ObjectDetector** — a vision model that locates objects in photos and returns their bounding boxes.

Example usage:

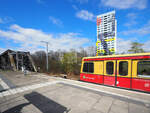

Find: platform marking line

[0,78,9,90]
[0,81,60,97]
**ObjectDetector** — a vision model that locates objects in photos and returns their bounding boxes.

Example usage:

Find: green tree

[128,42,144,53]
[62,52,77,75]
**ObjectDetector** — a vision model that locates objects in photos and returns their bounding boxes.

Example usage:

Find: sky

[0,0,150,53]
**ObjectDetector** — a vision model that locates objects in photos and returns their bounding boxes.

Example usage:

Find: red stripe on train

[84,56,150,61]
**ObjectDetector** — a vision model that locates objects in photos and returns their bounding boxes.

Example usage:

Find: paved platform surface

[0,71,50,88]
[0,73,16,92]
[1,83,150,113]
[0,72,150,113]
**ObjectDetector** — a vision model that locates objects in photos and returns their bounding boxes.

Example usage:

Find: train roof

[83,53,150,61]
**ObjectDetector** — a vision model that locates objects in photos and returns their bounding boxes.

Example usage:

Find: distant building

[96,11,117,55]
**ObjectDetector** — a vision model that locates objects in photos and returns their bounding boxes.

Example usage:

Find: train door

[94,61,104,84]
[104,60,116,86]
[116,60,131,89]
[132,60,150,92]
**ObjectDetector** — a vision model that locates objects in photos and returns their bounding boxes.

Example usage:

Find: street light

[41,41,49,72]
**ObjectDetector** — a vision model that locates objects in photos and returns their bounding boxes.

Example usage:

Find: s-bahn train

[80,53,150,93]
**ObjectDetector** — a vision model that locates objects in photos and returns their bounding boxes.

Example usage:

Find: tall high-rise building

[96,11,117,56]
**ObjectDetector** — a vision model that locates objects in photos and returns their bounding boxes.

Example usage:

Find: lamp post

[41,41,49,72]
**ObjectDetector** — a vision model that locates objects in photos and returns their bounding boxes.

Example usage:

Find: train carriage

[80,53,150,93]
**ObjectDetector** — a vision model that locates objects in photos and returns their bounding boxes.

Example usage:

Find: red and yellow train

[80,53,150,93]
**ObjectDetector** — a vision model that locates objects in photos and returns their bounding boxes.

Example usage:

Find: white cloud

[143,40,150,52]
[0,24,89,53]
[0,48,6,54]
[49,16,63,27]
[116,38,132,53]
[116,37,150,53]
[122,20,150,35]
[101,0,147,9]
[76,10,96,21]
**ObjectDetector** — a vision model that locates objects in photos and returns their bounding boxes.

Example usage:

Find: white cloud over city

[116,38,132,53]
[116,37,150,53]
[101,0,147,9]
[0,24,150,54]
[76,10,96,22]
[142,40,150,52]
[0,24,89,53]
[121,20,150,35]
[0,48,5,54]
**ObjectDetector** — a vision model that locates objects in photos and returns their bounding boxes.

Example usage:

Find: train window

[119,61,128,76]
[83,62,94,73]
[106,62,114,75]
[137,61,150,77]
